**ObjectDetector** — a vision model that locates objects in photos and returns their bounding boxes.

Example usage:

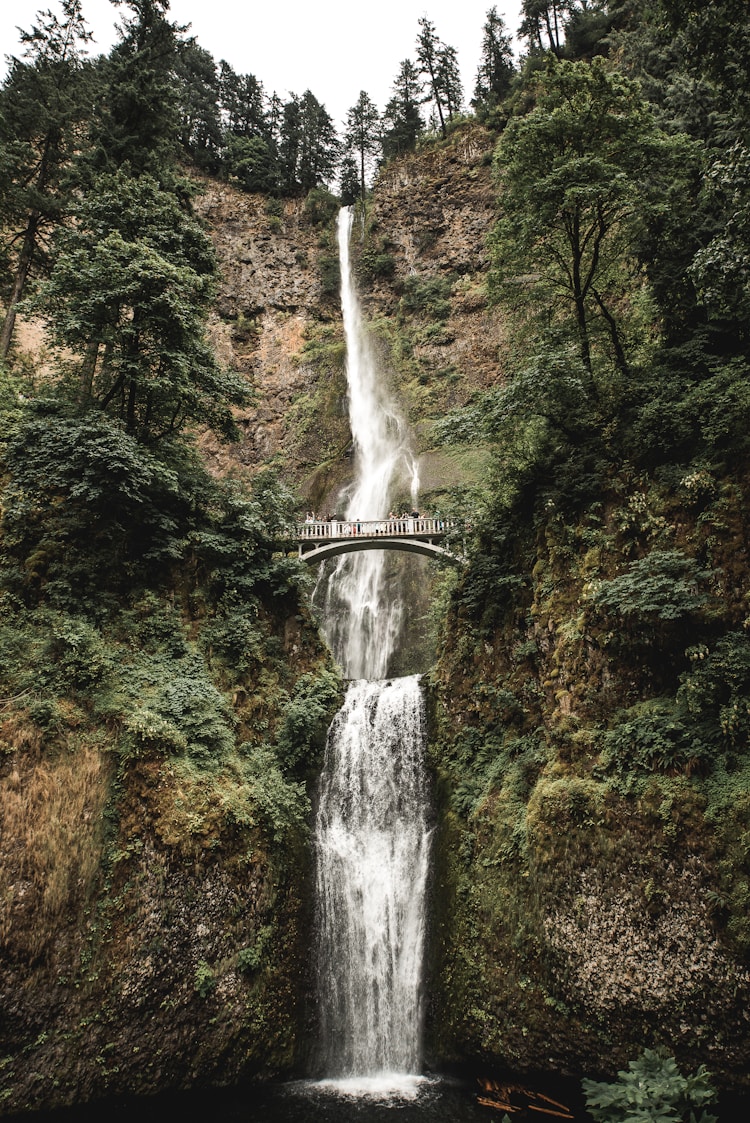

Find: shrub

[399,274,453,320]
[678,631,750,750]
[582,1048,717,1123]
[238,744,310,839]
[319,254,341,297]
[304,186,339,227]
[592,549,713,621]
[357,246,396,284]
[193,960,216,999]
[601,699,700,775]
[275,669,342,771]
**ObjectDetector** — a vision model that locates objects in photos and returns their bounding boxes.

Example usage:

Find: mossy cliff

[424,458,750,1089]
[0,559,340,1114]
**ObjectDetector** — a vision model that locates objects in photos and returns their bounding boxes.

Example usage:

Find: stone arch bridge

[287,517,465,565]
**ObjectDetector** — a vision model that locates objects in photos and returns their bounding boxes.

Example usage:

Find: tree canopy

[489,57,696,379]
[36,171,247,443]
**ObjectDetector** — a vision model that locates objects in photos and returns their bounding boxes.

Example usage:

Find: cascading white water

[313,207,431,1091]
[315,677,431,1079]
[315,207,420,681]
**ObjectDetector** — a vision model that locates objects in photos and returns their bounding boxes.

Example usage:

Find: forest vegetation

[1,0,750,1115]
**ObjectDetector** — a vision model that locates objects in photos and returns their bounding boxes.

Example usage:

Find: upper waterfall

[315,207,420,679]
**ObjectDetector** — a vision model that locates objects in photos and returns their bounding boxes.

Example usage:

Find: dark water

[10,1069,750,1123]
[9,1077,571,1123]
[9,1072,750,1123]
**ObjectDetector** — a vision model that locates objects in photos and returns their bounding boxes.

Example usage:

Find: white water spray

[313,208,432,1090]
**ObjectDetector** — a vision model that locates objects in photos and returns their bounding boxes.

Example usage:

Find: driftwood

[477,1078,575,1119]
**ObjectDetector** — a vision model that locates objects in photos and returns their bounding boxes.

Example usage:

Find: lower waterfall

[314,676,431,1080]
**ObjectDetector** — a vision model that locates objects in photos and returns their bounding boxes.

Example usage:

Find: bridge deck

[296,517,451,544]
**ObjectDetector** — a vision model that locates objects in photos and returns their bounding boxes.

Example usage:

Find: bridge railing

[295,517,455,540]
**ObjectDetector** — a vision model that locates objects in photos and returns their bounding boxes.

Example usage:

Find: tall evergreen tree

[382,59,423,159]
[35,171,246,442]
[88,0,183,177]
[176,40,222,170]
[473,7,516,111]
[415,17,462,138]
[218,61,267,138]
[416,17,448,138]
[0,0,92,360]
[338,154,361,206]
[437,43,463,121]
[519,0,575,56]
[343,91,380,202]
[279,91,339,195]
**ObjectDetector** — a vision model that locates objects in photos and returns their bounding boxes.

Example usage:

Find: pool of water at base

[12,1073,750,1123]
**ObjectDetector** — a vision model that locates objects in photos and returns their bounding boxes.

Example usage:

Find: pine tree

[0,0,92,360]
[415,17,461,138]
[218,61,267,138]
[176,40,222,170]
[343,91,380,201]
[88,0,183,177]
[279,91,339,195]
[338,155,361,206]
[437,43,463,121]
[416,17,447,137]
[382,59,423,159]
[519,0,575,57]
[473,7,516,111]
[35,170,247,442]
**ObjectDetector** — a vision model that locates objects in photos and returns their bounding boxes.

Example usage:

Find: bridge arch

[297,537,462,565]
[288,517,466,566]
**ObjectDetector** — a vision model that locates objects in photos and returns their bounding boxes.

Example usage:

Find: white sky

[0,0,524,129]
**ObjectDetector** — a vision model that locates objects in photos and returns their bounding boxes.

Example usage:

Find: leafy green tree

[343,91,380,202]
[382,59,423,159]
[690,142,750,334]
[1,409,190,605]
[489,57,696,378]
[0,0,92,360]
[472,7,516,112]
[661,0,750,128]
[34,171,247,442]
[88,0,183,177]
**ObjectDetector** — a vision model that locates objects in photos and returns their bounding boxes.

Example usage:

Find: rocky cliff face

[192,126,504,513]
[191,181,351,509]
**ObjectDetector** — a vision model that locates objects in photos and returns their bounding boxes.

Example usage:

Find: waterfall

[315,207,420,680]
[315,677,430,1079]
[313,207,431,1090]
